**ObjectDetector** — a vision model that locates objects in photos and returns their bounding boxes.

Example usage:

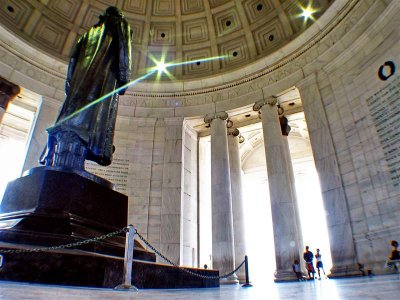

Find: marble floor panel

[0,274,399,299]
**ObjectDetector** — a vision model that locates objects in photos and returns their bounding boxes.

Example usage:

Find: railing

[0,224,253,290]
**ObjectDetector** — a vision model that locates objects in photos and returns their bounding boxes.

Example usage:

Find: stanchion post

[242,255,253,287]
[115,224,138,291]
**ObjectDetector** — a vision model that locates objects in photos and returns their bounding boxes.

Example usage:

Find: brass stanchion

[242,255,253,287]
[115,224,138,291]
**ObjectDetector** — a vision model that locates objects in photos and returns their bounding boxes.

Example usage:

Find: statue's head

[104,6,122,17]
[97,6,123,24]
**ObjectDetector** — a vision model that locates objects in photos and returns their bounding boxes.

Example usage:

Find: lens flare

[297,2,318,26]
[302,8,313,19]
[48,54,228,130]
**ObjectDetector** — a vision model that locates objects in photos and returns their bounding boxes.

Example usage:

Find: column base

[328,264,364,278]
[220,273,239,284]
[274,270,299,282]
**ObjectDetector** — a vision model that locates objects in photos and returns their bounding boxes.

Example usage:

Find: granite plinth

[0,248,219,289]
[0,167,155,262]
[0,168,215,289]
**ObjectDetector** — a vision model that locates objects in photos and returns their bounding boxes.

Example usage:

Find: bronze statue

[40,6,132,169]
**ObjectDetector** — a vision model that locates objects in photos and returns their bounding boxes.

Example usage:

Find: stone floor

[0,274,399,299]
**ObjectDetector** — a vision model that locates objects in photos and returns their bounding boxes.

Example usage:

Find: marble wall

[297,0,400,273]
[122,116,184,264]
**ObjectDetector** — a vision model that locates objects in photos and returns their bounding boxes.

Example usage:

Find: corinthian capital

[204,111,229,124]
[228,128,240,136]
[252,97,277,112]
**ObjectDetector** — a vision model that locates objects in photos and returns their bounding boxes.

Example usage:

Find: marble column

[297,74,361,277]
[0,77,20,123]
[281,129,304,269]
[0,107,5,124]
[253,97,302,282]
[227,128,247,281]
[204,112,238,284]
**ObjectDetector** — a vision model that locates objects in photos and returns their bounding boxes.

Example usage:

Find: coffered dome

[0,0,333,81]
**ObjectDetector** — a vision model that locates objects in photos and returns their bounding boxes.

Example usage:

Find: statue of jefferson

[40,7,132,169]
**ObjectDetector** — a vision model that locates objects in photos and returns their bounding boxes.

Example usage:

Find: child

[315,248,326,279]
[292,259,304,281]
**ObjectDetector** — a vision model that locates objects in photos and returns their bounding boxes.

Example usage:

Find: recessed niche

[225,20,231,27]
[232,51,238,57]
[160,33,166,38]
[256,4,263,11]
[269,35,274,41]
[7,5,14,13]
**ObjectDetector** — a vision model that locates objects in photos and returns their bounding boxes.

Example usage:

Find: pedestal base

[220,274,239,284]
[328,264,364,278]
[274,270,300,282]
[0,167,155,261]
[0,245,219,288]
[0,168,219,289]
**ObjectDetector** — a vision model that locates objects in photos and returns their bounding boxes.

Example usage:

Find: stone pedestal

[0,167,153,260]
[0,246,219,288]
[0,167,220,289]
[205,112,238,284]
[254,98,302,282]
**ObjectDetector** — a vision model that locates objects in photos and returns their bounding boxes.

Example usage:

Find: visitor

[303,246,315,279]
[292,259,304,281]
[315,248,326,279]
[386,240,400,272]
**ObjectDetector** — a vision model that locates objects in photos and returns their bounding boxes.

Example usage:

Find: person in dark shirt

[303,246,315,279]
[387,240,400,271]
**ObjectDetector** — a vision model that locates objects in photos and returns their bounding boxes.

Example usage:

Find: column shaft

[228,133,246,281]
[258,100,302,281]
[208,115,238,283]
[281,135,304,263]
[0,107,5,124]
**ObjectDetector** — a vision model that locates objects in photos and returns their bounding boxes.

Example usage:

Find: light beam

[49,54,228,130]
[49,70,156,129]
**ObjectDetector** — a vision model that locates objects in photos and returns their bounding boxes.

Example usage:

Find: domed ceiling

[0,0,333,81]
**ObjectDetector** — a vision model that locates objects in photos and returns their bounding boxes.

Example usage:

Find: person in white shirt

[315,248,326,279]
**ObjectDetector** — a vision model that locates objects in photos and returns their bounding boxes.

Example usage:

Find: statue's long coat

[46,14,131,166]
